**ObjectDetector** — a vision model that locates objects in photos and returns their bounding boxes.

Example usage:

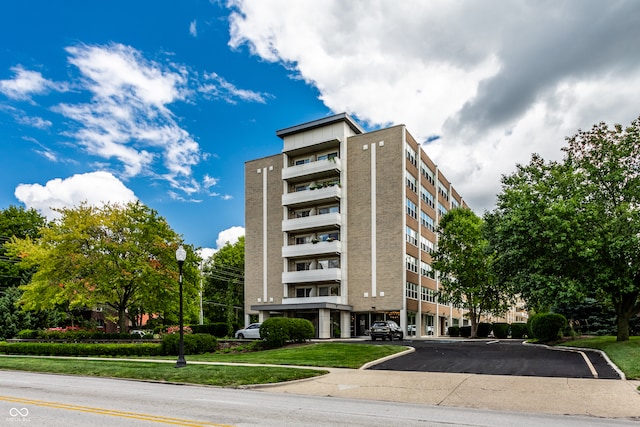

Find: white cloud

[55,43,201,190]
[0,66,67,100]
[216,226,244,249]
[228,0,640,212]
[17,115,52,129]
[199,72,269,104]
[190,20,198,37]
[14,171,137,220]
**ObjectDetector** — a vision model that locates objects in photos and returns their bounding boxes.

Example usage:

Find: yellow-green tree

[6,201,200,333]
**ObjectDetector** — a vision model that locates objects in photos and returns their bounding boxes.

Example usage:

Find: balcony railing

[282,157,341,180]
[282,295,346,305]
[282,185,341,207]
[282,268,342,284]
[282,212,341,232]
[282,240,341,258]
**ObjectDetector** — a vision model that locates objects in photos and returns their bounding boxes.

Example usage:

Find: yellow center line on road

[0,395,234,427]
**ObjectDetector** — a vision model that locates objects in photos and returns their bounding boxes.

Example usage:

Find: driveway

[365,339,621,379]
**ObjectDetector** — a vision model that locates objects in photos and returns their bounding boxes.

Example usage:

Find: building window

[295,235,313,245]
[406,198,417,219]
[451,198,460,209]
[437,202,448,218]
[406,254,418,273]
[421,287,436,303]
[421,261,434,278]
[420,236,435,253]
[406,226,418,246]
[421,186,435,208]
[295,184,309,192]
[296,287,312,297]
[421,211,435,231]
[318,232,339,241]
[406,145,417,167]
[406,171,418,193]
[318,258,340,269]
[317,152,338,161]
[294,158,310,165]
[438,181,449,200]
[295,209,310,218]
[318,205,339,214]
[420,162,435,185]
[405,281,418,299]
[296,262,311,271]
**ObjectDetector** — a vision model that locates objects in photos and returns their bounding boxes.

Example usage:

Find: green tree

[6,201,200,333]
[487,117,640,341]
[0,206,47,291]
[203,236,244,335]
[432,208,512,338]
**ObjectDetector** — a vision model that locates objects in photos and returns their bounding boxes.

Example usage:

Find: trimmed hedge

[492,323,509,339]
[190,323,230,338]
[528,313,567,342]
[161,333,217,355]
[0,341,162,357]
[260,317,314,349]
[459,326,471,337]
[477,322,492,338]
[447,326,460,337]
[510,322,528,339]
[17,329,140,341]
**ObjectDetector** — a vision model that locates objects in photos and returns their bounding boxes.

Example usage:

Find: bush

[160,333,217,356]
[529,313,567,342]
[16,330,39,339]
[510,322,528,339]
[190,323,229,337]
[0,341,162,357]
[459,326,471,337]
[260,317,315,349]
[477,322,492,338]
[289,318,314,343]
[492,323,509,339]
[447,326,460,337]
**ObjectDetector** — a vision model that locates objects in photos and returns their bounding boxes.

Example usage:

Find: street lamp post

[175,245,187,368]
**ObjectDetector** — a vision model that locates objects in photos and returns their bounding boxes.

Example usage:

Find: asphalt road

[365,339,621,379]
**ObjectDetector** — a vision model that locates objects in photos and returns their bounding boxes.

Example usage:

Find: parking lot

[365,339,621,379]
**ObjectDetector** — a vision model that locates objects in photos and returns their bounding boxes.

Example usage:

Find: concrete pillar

[318,308,331,339]
[340,311,351,338]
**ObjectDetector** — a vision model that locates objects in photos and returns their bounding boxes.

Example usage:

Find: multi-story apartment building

[244,113,470,339]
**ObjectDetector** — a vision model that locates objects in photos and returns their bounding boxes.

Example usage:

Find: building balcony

[282,240,342,258]
[282,157,341,181]
[282,295,347,305]
[282,185,341,207]
[282,212,341,232]
[282,268,342,284]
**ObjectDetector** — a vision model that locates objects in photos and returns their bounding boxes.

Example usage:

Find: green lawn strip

[184,342,406,368]
[559,336,640,379]
[0,357,325,387]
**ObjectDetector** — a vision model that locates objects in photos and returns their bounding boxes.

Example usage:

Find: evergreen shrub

[447,326,460,337]
[477,322,492,338]
[492,322,509,339]
[459,326,471,337]
[529,313,567,342]
[510,322,528,339]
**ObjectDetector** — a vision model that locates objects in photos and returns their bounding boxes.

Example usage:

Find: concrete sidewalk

[259,368,640,419]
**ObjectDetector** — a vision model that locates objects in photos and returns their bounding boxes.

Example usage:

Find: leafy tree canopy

[487,117,640,341]
[0,206,47,290]
[6,201,200,333]
[432,208,513,338]
[203,236,244,334]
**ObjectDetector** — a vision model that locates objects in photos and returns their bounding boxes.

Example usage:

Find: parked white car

[235,323,262,339]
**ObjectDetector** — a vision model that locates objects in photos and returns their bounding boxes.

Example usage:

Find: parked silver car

[235,323,262,339]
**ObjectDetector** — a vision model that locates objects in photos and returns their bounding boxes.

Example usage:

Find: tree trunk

[469,312,479,338]
[118,306,128,333]
[615,290,639,342]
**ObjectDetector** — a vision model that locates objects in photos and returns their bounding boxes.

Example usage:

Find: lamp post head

[176,245,187,264]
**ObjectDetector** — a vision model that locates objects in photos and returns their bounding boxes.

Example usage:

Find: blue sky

[2,1,639,256]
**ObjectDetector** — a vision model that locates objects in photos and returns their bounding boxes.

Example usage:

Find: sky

[1,1,639,258]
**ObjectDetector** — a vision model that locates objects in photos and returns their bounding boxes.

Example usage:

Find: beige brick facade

[244,113,471,338]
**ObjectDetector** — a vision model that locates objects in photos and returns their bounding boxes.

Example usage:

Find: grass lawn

[185,342,405,369]
[0,342,406,386]
[559,336,640,379]
[0,356,326,386]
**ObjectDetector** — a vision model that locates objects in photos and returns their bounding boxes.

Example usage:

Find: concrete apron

[259,369,640,419]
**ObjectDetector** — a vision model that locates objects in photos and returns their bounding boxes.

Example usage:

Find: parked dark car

[370,320,403,341]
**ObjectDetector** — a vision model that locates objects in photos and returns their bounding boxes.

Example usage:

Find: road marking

[0,396,233,427]
[577,351,599,379]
